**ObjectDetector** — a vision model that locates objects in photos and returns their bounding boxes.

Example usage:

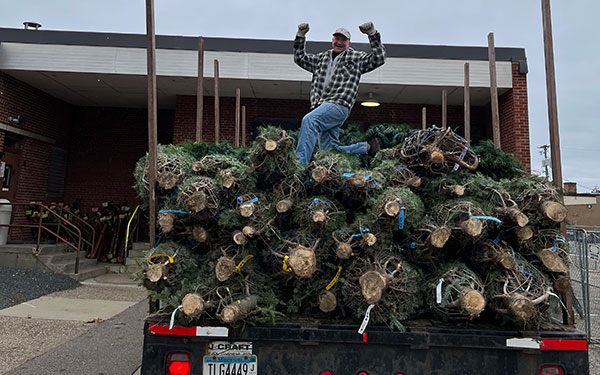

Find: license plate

[203,355,257,375]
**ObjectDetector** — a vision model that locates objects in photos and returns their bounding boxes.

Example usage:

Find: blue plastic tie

[237,197,259,206]
[469,213,502,224]
[493,229,506,244]
[313,198,330,206]
[550,238,566,252]
[159,209,192,215]
[452,147,469,172]
[400,242,416,249]
[398,207,406,230]
[153,234,163,249]
[342,173,371,181]
[304,179,313,185]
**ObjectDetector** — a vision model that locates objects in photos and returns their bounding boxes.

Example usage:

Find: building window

[46,146,67,195]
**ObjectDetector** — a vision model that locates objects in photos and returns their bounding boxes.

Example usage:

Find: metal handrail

[0,202,84,274]
[56,206,96,254]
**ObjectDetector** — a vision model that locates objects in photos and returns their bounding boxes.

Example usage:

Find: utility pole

[542,0,562,188]
[539,144,550,180]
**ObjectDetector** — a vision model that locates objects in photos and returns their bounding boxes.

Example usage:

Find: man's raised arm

[358,22,386,74]
[293,23,318,73]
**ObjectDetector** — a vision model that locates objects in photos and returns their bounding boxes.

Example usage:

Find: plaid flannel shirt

[293,32,386,110]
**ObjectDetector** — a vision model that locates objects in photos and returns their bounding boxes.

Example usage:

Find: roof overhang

[0,28,526,109]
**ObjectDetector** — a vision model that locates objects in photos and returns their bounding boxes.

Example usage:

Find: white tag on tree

[358,304,375,334]
[436,278,444,304]
[169,305,183,330]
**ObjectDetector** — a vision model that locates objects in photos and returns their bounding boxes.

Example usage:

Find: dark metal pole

[235,88,241,147]
[196,36,204,143]
[422,107,426,130]
[488,32,501,148]
[542,0,563,188]
[214,59,220,144]
[441,89,447,129]
[464,62,471,143]
[145,0,158,246]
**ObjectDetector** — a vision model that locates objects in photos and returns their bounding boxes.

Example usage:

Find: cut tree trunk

[276,199,293,213]
[461,218,483,237]
[158,212,175,234]
[336,243,353,259]
[193,226,208,243]
[461,289,486,316]
[383,200,401,217]
[516,226,534,241]
[537,249,568,273]
[146,262,168,283]
[319,291,337,313]
[539,201,568,223]
[233,231,248,245]
[311,166,329,184]
[359,271,389,304]
[428,227,451,248]
[288,246,317,278]
[215,256,237,282]
[221,295,259,323]
[182,293,205,318]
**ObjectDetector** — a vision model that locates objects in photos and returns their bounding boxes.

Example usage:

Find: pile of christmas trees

[133,125,570,330]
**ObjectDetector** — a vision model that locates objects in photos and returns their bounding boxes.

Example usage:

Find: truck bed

[141,320,588,374]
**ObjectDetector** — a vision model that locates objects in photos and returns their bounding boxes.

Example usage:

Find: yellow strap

[145,254,174,263]
[326,266,343,290]
[235,254,254,271]
[125,205,140,251]
[282,255,292,272]
[503,248,512,252]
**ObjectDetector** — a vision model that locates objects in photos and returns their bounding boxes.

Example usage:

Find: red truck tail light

[321,371,333,375]
[166,351,191,375]
[539,364,564,375]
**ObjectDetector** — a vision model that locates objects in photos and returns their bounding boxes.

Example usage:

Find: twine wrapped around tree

[486,253,552,325]
[432,200,496,241]
[177,176,220,215]
[305,150,361,195]
[518,229,569,274]
[506,176,567,224]
[133,144,195,197]
[367,187,425,233]
[345,251,425,330]
[399,127,479,174]
[293,197,346,236]
[426,262,486,320]
[249,126,301,186]
[372,160,422,189]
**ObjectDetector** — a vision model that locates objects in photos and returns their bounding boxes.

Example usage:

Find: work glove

[297,23,310,38]
[359,22,377,37]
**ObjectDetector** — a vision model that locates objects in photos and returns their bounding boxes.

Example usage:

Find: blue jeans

[295,102,368,167]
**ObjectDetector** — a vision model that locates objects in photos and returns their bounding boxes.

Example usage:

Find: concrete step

[106,262,142,275]
[65,264,108,281]
[49,257,99,273]
[39,251,83,264]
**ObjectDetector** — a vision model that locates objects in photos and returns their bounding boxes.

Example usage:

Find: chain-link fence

[567,227,600,343]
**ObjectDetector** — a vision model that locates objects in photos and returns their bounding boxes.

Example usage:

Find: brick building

[0,27,531,241]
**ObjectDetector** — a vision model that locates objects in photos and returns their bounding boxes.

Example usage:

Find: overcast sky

[1,1,598,191]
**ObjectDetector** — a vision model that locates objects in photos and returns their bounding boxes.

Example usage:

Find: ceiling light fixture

[361,92,380,107]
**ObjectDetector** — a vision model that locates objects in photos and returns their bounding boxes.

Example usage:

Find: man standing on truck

[293,22,386,167]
